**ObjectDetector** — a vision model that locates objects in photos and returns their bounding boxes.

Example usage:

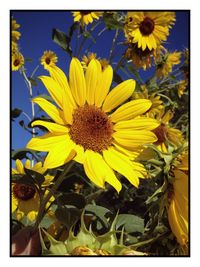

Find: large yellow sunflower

[41,50,58,70]
[12,52,24,71]
[153,109,184,153]
[72,11,103,26]
[125,12,176,51]
[26,58,159,192]
[12,159,54,221]
[156,51,181,79]
[168,150,188,246]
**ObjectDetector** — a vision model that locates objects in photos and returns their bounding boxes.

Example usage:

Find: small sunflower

[82,53,109,71]
[153,109,184,153]
[133,85,164,118]
[156,51,181,79]
[12,51,24,71]
[177,79,188,98]
[125,12,176,51]
[72,11,103,26]
[26,57,159,192]
[168,150,188,246]
[41,50,58,70]
[12,17,21,43]
[12,159,54,221]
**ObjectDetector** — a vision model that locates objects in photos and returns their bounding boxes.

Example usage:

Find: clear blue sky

[11,11,189,155]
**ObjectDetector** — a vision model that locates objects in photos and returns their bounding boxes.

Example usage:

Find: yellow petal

[114,117,159,131]
[44,147,76,169]
[69,58,86,106]
[86,59,102,105]
[32,120,68,134]
[16,159,24,174]
[103,147,140,188]
[33,97,65,125]
[95,65,113,108]
[83,150,122,192]
[113,130,157,148]
[39,76,63,109]
[32,162,46,174]
[102,79,136,112]
[26,133,68,152]
[24,159,31,169]
[110,99,152,123]
[49,66,77,124]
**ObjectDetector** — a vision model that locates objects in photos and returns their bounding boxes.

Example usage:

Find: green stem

[34,161,75,229]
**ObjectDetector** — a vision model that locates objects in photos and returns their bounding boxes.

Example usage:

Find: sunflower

[177,79,188,98]
[133,85,164,118]
[125,12,176,51]
[153,109,184,153]
[125,43,161,70]
[41,50,58,70]
[82,52,109,71]
[26,58,159,192]
[12,159,54,221]
[72,11,103,26]
[12,51,24,71]
[12,17,21,43]
[168,150,188,246]
[156,51,181,79]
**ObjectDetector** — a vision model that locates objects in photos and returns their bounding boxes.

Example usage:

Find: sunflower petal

[110,99,152,122]
[16,159,24,174]
[86,59,102,105]
[83,150,122,192]
[113,130,157,148]
[114,117,159,131]
[69,58,86,106]
[39,76,63,108]
[103,147,141,188]
[95,65,113,107]
[102,79,136,112]
[32,97,65,125]
[26,133,68,152]
[31,120,68,134]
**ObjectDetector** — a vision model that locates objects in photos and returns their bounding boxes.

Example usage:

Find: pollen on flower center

[69,105,113,152]
[139,17,155,35]
[13,183,36,201]
[153,123,167,144]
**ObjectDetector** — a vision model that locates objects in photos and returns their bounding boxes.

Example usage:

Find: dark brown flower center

[13,183,36,201]
[153,123,167,145]
[139,17,155,35]
[81,12,91,16]
[45,57,51,64]
[14,59,20,66]
[69,105,113,153]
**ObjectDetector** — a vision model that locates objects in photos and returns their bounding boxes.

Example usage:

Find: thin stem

[77,36,87,58]
[22,111,32,122]
[30,65,39,78]
[109,29,119,62]
[34,161,75,229]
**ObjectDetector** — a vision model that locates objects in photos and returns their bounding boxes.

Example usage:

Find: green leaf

[145,179,168,205]
[85,204,112,228]
[57,193,86,209]
[55,206,81,228]
[127,64,143,84]
[103,13,124,30]
[12,173,36,185]
[52,28,72,56]
[12,108,22,121]
[116,214,144,234]
[24,167,45,185]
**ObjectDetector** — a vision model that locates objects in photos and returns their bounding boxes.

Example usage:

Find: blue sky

[11,11,189,156]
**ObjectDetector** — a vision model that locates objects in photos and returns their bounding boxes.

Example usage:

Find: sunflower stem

[21,67,36,167]
[33,161,75,229]
[109,28,119,62]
